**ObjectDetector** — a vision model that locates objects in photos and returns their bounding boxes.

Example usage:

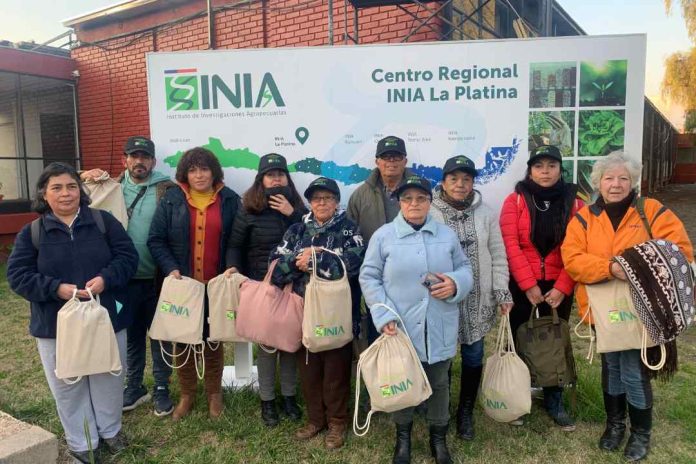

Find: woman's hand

[381,321,397,336]
[611,262,627,281]
[499,302,513,315]
[544,288,565,309]
[525,285,544,305]
[224,266,239,277]
[295,247,322,272]
[169,270,182,280]
[57,283,78,300]
[268,194,294,217]
[80,169,106,182]
[80,276,105,298]
[430,273,456,300]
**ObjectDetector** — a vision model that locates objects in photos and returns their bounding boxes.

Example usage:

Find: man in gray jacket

[347,135,412,342]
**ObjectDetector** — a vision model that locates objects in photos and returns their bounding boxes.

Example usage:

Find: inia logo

[485,398,508,410]
[380,379,414,398]
[226,310,236,321]
[313,325,346,337]
[160,301,190,317]
[165,68,286,111]
[609,310,638,323]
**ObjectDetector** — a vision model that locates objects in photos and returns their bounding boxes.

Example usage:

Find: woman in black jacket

[225,153,307,426]
[148,147,240,421]
[7,162,138,463]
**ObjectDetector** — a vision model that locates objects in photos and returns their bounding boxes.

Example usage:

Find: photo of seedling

[529,62,577,109]
[528,111,576,157]
[577,159,598,202]
[579,60,627,107]
[578,110,625,157]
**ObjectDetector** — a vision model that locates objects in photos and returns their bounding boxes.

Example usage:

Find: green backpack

[515,306,577,388]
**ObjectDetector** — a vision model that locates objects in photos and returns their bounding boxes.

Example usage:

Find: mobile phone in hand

[421,272,443,291]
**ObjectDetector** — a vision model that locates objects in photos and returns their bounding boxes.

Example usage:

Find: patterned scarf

[615,239,696,380]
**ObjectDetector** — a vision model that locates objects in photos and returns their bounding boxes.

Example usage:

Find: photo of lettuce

[562,160,574,184]
[579,60,627,107]
[528,111,575,157]
[578,110,625,156]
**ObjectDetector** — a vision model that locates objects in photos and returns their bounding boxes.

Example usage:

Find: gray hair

[590,151,642,191]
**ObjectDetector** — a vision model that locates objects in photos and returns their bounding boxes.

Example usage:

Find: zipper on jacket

[540,256,546,280]
[424,319,429,360]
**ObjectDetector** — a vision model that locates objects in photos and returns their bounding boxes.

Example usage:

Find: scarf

[516,178,572,257]
[595,191,636,231]
[614,239,695,380]
[440,189,474,212]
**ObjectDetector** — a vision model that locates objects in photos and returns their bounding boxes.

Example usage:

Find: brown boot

[204,344,225,419]
[172,346,198,421]
[325,421,346,449]
[296,423,325,440]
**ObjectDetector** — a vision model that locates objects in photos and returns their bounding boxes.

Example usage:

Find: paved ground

[651,183,696,244]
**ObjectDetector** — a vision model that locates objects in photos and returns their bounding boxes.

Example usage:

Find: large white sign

[147,34,646,206]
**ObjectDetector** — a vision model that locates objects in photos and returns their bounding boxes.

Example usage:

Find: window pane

[0,71,22,200]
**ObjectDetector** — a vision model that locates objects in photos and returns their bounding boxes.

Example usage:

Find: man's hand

[430,273,456,300]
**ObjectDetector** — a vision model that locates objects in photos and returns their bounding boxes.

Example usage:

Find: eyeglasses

[399,195,430,205]
[379,154,405,162]
[310,195,336,204]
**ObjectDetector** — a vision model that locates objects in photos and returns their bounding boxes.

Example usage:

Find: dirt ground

[651,183,696,244]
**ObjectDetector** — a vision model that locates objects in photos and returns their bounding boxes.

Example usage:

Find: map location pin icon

[295,127,309,145]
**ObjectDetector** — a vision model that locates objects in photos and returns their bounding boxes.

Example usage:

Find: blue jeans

[125,279,172,389]
[460,339,484,368]
[601,350,652,409]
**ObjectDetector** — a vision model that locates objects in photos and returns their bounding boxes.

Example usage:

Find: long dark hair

[175,147,224,185]
[32,162,91,214]
[242,172,305,214]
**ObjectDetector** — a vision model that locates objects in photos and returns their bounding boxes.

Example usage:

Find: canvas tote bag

[302,247,353,353]
[84,172,129,228]
[149,276,206,378]
[480,314,532,423]
[353,303,432,436]
[235,259,304,353]
[207,272,249,343]
[55,289,122,384]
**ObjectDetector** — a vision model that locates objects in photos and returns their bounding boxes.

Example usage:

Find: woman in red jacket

[499,145,583,430]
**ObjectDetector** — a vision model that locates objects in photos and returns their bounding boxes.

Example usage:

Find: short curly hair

[175,147,224,185]
[590,151,642,191]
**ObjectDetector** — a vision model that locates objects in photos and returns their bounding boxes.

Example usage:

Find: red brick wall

[71,0,442,174]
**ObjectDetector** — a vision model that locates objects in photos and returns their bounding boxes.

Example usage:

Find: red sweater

[499,191,583,295]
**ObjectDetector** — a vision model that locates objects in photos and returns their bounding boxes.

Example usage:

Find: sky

[0,0,691,129]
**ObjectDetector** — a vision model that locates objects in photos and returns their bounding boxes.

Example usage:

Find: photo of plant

[578,110,625,156]
[579,60,627,107]
[577,159,598,202]
[562,160,574,184]
[528,111,575,157]
[529,62,577,109]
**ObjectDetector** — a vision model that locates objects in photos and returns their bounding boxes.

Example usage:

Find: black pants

[509,279,573,340]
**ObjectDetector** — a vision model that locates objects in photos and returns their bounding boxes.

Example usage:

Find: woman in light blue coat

[360,175,473,464]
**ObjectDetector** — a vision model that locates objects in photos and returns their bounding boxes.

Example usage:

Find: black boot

[456,365,482,441]
[599,392,626,451]
[429,425,452,464]
[261,399,279,427]
[624,404,651,462]
[543,387,576,431]
[281,395,302,422]
[392,422,412,464]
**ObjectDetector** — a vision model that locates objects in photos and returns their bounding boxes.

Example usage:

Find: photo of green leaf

[562,160,574,184]
[528,111,576,157]
[578,110,625,157]
[579,60,627,107]
[577,160,598,202]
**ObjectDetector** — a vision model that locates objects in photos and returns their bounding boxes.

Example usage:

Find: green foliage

[578,111,625,156]
[684,109,696,133]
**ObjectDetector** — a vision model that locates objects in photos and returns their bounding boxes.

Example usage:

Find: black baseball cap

[527,144,562,166]
[304,177,341,202]
[442,155,477,178]
[258,153,288,175]
[124,136,155,157]
[395,175,432,199]
[375,135,407,158]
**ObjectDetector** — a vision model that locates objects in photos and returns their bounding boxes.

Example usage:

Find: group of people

[7,133,693,464]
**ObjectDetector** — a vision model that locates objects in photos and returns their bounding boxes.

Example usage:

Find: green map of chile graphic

[163,137,373,185]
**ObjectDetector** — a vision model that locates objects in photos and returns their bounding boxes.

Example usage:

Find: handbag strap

[311,246,348,282]
[640,328,666,371]
[495,314,516,356]
[126,186,147,219]
[573,308,595,364]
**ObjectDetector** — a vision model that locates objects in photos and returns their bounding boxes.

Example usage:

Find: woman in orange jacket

[562,152,693,462]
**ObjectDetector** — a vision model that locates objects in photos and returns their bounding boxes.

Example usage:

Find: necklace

[532,195,550,212]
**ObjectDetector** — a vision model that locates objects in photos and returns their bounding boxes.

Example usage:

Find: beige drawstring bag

[150,276,206,378]
[55,289,122,384]
[302,247,353,353]
[207,272,249,343]
[84,172,129,228]
[353,303,432,436]
[480,314,532,423]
